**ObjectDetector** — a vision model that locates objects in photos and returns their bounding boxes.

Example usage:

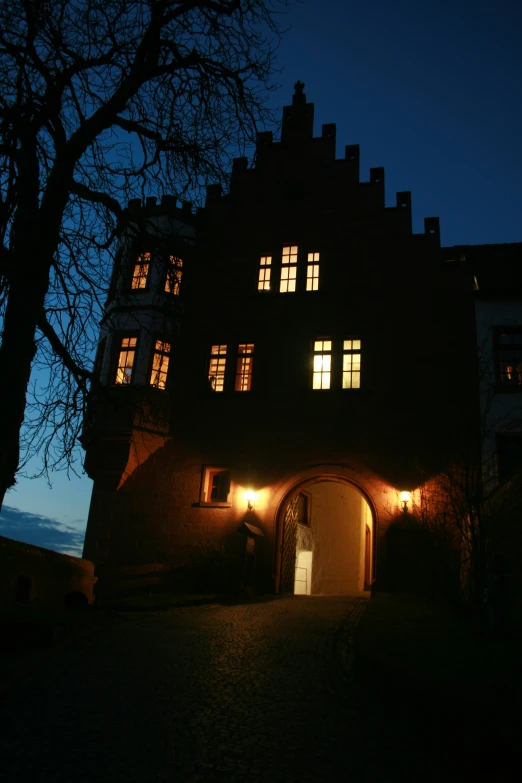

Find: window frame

[113,334,139,386]
[342,338,362,390]
[130,252,151,291]
[280,245,298,293]
[199,467,232,507]
[306,251,320,292]
[312,339,332,390]
[149,338,171,391]
[164,254,183,295]
[208,344,228,392]
[258,255,272,291]
[494,327,522,391]
[297,491,312,526]
[235,343,254,391]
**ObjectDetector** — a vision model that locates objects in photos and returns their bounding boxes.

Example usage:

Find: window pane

[312,339,331,390]
[165,255,183,295]
[282,245,298,263]
[343,339,362,390]
[498,332,522,386]
[115,337,137,384]
[235,344,254,391]
[131,253,150,290]
[306,254,320,292]
[258,267,271,290]
[208,470,231,502]
[209,345,227,391]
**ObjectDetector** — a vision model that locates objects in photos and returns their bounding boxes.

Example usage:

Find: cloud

[0,505,86,557]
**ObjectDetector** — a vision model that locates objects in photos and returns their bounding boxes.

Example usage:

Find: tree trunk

[0,258,50,509]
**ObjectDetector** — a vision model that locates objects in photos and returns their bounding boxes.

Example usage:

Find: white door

[294,550,313,595]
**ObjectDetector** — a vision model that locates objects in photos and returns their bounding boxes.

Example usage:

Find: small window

[235,343,254,391]
[496,330,522,389]
[258,256,272,291]
[313,340,331,390]
[342,339,361,389]
[150,340,171,390]
[165,255,183,295]
[201,468,231,504]
[115,336,138,384]
[306,252,320,291]
[280,245,298,293]
[209,344,227,392]
[297,491,311,525]
[131,252,150,289]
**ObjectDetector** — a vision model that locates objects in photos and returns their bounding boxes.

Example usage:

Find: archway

[278,478,374,596]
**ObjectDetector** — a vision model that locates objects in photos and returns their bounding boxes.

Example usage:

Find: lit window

[209,344,227,392]
[235,344,254,391]
[258,256,272,291]
[115,336,137,384]
[280,245,298,293]
[165,255,183,295]
[313,340,331,389]
[201,468,231,504]
[497,330,522,388]
[131,252,150,289]
[306,252,320,291]
[150,340,171,390]
[342,339,361,389]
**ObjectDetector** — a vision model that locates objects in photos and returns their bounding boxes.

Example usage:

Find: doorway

[280,479,373,595]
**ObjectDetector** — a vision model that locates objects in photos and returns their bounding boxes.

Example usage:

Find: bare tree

[411,315,522,621]
[0,0,285,507]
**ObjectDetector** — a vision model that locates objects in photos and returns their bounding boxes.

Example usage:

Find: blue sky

[2,0,521,556]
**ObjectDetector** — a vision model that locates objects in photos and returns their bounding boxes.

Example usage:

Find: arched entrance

[278,478,374,596]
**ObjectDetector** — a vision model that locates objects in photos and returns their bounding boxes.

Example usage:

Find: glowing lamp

[399,491,411,512]
[244,489,256,511]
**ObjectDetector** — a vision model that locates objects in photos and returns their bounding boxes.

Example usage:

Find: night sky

[2,0,521,554]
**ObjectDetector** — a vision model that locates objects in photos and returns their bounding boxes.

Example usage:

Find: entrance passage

[281,480,372,596]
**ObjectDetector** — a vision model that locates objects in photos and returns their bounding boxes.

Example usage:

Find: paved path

[0,596,425,782]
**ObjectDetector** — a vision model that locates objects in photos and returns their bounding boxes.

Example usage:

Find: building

[82,83,479,596]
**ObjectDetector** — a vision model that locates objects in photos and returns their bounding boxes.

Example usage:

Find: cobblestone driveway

[1,596,418,782]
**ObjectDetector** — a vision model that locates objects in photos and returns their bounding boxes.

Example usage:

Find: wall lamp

[244,489,256,511]
[399,491,411,512]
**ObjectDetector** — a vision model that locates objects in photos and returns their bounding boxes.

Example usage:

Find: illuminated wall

[295,480,371,595]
